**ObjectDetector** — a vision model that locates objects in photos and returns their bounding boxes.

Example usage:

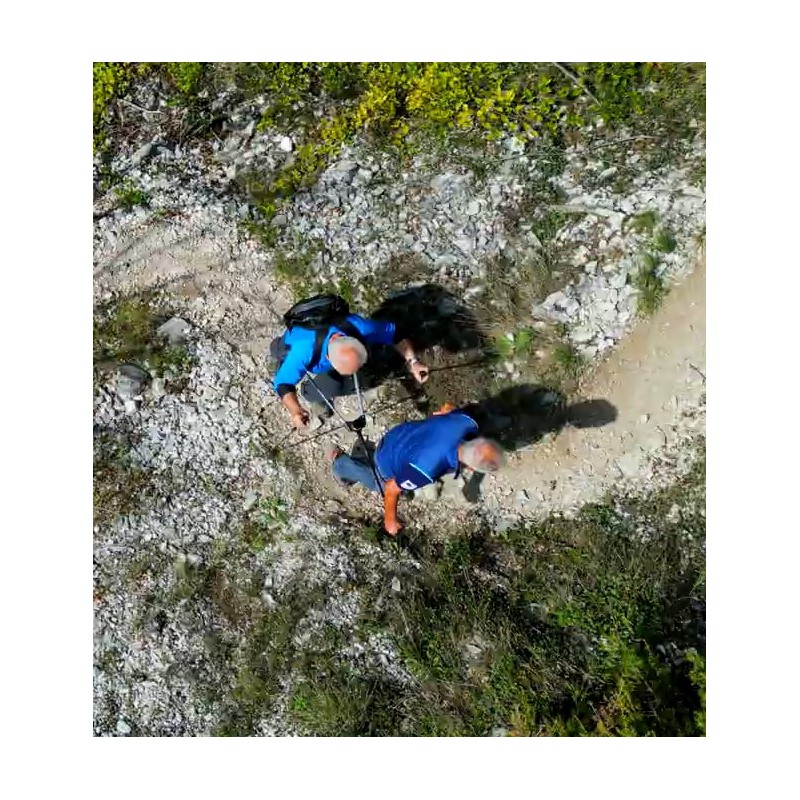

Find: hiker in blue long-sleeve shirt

[269,294,429,428]
[329,403,505,535]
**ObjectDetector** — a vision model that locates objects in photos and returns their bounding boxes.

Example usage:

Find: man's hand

[291,408,310,428]
[282,391,309,428]
[383,517,404,536]
[433,402,457,416]
[409,360,429,384]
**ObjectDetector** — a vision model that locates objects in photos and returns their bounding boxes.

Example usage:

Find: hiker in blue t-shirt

[329,404,505,535]
[270,299,429,428]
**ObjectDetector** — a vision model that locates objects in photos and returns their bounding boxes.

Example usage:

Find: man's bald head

[328,335,368,376]
[458,437,505,473]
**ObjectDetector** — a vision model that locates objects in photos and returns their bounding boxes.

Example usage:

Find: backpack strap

[310,328,328,371]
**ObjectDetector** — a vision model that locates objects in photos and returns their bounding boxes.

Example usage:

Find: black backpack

[282,294,367,370]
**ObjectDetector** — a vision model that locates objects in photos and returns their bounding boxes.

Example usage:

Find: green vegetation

[93,431,154,525]
[93,62,150,149]
[653,227,678,253]
[242,498,289,552]
[94,62,705,218]
[634,254,668,316]
[93,61,706,736]
[330,449,704,736]
[289,669,403,736]
[93,296,195,383]
[551,341,585,379]
[206,445,706,737]
[627,209,659,234]
[114,180,150,210]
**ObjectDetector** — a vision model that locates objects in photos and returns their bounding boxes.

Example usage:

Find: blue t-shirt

[375,410,479,491]
[272,314,396,392]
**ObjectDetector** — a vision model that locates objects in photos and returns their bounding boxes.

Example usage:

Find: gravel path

[479,257,706,522]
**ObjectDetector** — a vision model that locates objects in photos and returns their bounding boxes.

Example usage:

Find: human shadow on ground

[462,385,618,452]
[366,283,492,409]
[459,386,618,499]
[282,284,492,411]
[370,283,488,355]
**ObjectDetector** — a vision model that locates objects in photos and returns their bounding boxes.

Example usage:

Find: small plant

[552,341,584,378]
[272,246,323,298]
[242,218,281,249]
[92,62,152,150]
[114,181,150,211]
[241,497,289,552]
[634,255,667,316]
[164,62,206,97]
[490,327,537,362]
[93,296,196,386]
[531,207,568,245]
[256,497,289,529]
[491,333,515,361]
[93,431,155,525]
[653,227,677,253]
[627,209,659,234]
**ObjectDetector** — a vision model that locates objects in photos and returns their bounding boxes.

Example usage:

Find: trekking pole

[304,370,385,499]
[353,371,366,419]
[286,394,419,446]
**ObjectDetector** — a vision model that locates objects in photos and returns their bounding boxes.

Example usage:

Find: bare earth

[94,220,705,529]
[479,257,706,519]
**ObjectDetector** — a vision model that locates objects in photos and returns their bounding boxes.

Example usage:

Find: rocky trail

[93,84,705,734]
[481,256,706,519]
[94,212,705,535]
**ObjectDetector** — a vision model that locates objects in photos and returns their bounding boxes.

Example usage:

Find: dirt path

[94,220,705,529]
[479,257,706,519]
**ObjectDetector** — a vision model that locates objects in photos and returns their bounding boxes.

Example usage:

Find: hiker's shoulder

[285,325,314,346]
[434,409,480,438]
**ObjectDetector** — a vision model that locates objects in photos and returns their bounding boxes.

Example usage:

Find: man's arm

[273,347,311,428]
[394,337,429,384]
[382,478,404,535]
[352,315,429,384]
[280,390,310,428]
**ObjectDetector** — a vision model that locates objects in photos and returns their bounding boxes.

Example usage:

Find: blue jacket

[375,410,479,491]
[273,314,396,394]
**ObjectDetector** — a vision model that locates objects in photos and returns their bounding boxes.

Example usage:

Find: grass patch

[653,227,677,254]
[627,209,659,234]
[634,255,668,316]
[96,62,704,218]
[114,180,150,210]
[93,296,196,385]
[272,245,326,299]
[290,670,404,736]
[550,341,584,380]
[241,497,289,552]
[93,430,155,525]
[354,448,706,736]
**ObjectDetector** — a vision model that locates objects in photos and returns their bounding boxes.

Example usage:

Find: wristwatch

[406,356,420,367]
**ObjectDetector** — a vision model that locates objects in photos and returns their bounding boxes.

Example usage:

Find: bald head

[458,437,505,473]
[328,335,368,375]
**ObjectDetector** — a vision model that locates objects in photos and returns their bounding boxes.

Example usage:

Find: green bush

[347,452,706,737]
[95,62,703,215]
